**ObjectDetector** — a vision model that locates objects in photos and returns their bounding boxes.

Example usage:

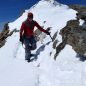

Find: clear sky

[0,0,37,30]
[0,0,86,30]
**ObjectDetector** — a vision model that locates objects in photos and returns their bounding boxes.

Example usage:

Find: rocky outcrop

[0,23,9,47]
[69,5,86,12]
[52,31,58,42]
[69,5,86,20]
[52,31,58,49]
[54,9,86,60]
[0,23,19,48]
[52,39,58,49]
[34,26,52,41]
[76,12,86,20]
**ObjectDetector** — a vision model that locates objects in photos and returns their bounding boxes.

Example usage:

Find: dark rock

[0,22,19,48]
[54,39,67,60]
[54,17,86,60]
[69,5,86,13]
[76,12,86,20]
[52,40,58,49]
[0,23,10,47]
[52,31,58,41]
[69,5,86,21]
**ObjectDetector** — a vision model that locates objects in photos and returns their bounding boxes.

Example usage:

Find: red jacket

[20,19,47,37]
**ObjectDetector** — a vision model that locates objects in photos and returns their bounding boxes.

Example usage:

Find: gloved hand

[46,31,50,35]
[20,36,23,43]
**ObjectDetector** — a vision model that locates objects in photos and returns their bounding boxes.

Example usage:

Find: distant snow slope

[1,0,86,86]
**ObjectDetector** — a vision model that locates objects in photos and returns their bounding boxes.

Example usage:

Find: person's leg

[30,36,37,50]
[24,37,31,62]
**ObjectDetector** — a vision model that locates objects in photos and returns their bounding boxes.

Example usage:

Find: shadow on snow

[30,41,51,61]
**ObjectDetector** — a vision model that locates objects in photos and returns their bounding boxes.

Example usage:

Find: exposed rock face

[63,20,86,56]
[69,5,86,12]
[69,5,86,20]
[52,31,58,49]
[54,11,86,60]
[52,31,58,42]
[54,39,66,59]
[0,23,9,48]
[60,20,79,40]
[76,12,86,20]
[52,39,58,49]
[0,23,19,48]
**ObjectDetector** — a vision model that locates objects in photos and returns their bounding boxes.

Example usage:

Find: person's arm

[20,22,25,43]
[20,22,25,36]
[35,21,47,33]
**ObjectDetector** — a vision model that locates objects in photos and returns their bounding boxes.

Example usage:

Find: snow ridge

[1,0,85,86]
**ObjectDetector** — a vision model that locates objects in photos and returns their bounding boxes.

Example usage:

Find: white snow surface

[0,0,86,86]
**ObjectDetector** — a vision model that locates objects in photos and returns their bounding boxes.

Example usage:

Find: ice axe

[49,34,53,42]
[46,27,53,42]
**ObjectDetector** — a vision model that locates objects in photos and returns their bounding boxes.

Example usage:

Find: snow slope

[0,0,86,86]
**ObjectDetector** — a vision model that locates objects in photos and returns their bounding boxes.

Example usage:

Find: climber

[19,12,50,62]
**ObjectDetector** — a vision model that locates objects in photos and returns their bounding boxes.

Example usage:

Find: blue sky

[58,0,86,5]
[0,0,37,30]
[0,0,86,30]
